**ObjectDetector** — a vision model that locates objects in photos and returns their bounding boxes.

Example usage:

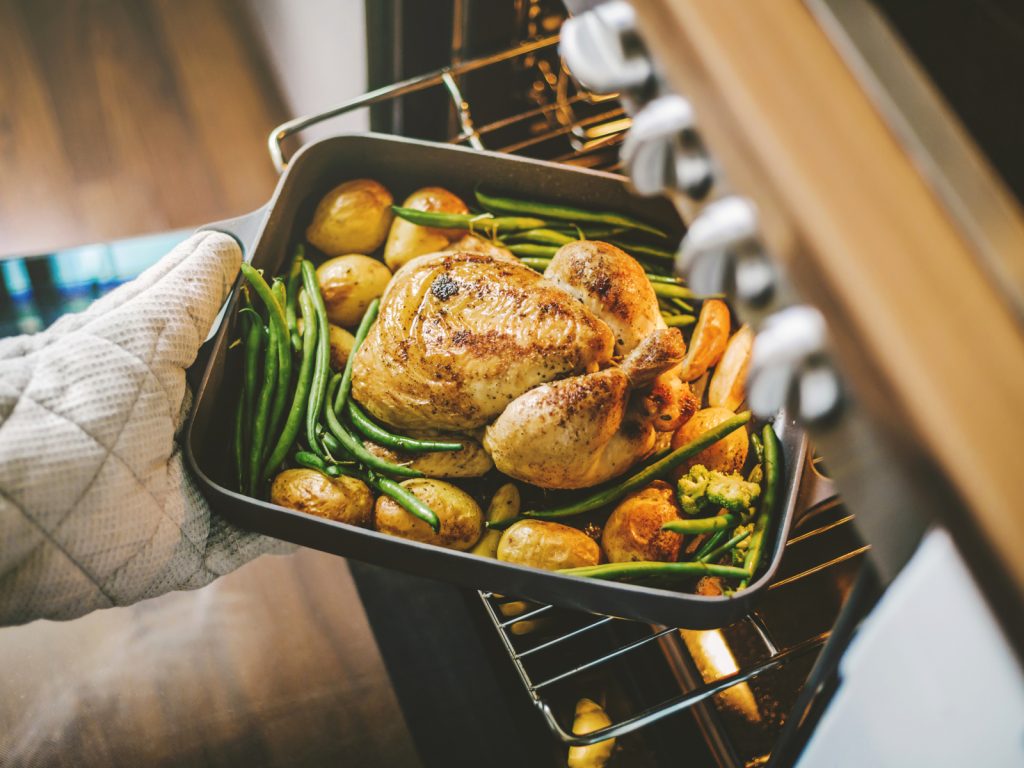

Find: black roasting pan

[185,133,808,629]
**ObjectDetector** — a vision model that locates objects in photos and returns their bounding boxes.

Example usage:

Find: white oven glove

[0,231,290,626]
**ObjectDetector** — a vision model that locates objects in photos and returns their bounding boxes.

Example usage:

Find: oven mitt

[0,231,291,625]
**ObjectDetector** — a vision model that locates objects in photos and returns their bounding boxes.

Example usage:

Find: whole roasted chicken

[351,241,689,489]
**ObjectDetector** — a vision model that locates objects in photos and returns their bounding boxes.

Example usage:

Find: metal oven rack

[268,35,871,766]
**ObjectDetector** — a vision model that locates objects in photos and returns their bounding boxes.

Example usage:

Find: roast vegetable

[347,401,464,454]
[708,324,753,411]
[560,561,750,582]
[497,520,600,571]
[671,407,749,477]
[679,299,731,381]
[270,468,373,526]
[383,187,469,270]
[475,188,667,239]
[471,483,521,558]
[390,206,545,237]
[601,481,684,563]
[316,254,392,328]
[567,699,615,768]
[676,464,761,516]
[306,178,394,255]
[326,323,355,371]
[740,424,783,587]
[374,478,483,550]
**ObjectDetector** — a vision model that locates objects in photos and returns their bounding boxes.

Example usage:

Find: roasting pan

[185,132,808,629]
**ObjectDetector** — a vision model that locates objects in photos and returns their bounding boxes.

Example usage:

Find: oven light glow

[680,629,761,722]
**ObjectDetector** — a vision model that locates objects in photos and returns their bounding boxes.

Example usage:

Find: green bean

[665,297,695,313]
[391,206,545,237]
[285,245,304,352]
[693,528,728,561]
[249,320,279,496]
[550,225,630,240]
[488,411,751,529]
[519,257,552,272]
[347,400,463,453]
[739,424,782,588]
[503,229,574,246]
[652,282,697,300]
[322,373,423,479]
[241,298,261,480]
[364,470,440,532]
[646,274,686,285]
[609,240,676,261]
[475,188,667,239]
[663,515,736,534]
[560,561,750,582]
[301,260,331,453]
[334,298,380,415]
[240,264,291,450]
[233,394,246,492]
[507,243,559,259]
[269,280,290,435]
[294,450,328,474]
[662,314,696,329]
[263,291,320,477]
[697,529,752,564]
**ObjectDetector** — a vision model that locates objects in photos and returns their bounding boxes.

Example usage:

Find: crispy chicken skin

[483,329,685,489]
[351,251,615,430]
[544,240,665,355]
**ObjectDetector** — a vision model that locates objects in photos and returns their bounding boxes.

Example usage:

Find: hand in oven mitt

[0,232,290,625]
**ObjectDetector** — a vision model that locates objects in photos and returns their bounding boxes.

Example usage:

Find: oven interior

[306,5,879,766]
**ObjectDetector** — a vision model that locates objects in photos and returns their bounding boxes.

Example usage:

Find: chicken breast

[544,240,665,355]
[351,251,615,430]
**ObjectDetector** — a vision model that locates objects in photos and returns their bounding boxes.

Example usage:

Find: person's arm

[0,232,289,625]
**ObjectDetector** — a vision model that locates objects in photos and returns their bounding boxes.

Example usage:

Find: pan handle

[198,204,270,262]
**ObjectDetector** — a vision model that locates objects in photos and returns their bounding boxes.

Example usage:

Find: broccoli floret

[676,464,761,516]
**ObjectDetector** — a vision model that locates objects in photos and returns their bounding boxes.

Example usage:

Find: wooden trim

[631,0,1024,601]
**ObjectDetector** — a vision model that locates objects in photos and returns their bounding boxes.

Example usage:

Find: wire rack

[269,35,868,765]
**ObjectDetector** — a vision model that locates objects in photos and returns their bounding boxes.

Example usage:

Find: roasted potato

[444,233,518,263]
[679,299,731,381]
[384,187,469,271]
[471,483,521,558]
[497,520,600,571]
[374,478,483,550]
[671,406,749,477]
[601,480,684,563]
[270,469,373,526]
[316,254,392,327]
[362,432,493,478]
[709,324,753,411]
[568,698,615,768]
[306,178,394,255]
[298,318,355,371]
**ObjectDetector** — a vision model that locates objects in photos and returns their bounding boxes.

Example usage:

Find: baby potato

[444,233,518,263]
[709,324,753,411]
[270,469,373,526]
[497,520,600,571]
[679,299,731,381]
[316,254,392,327]
[671,406,749,478]
[306,178,394,256]
[384,187,469,271]
[363,433,493,478]
[298,318,355,371]
[568,698,615,768]
[602,480,683,563]
[374,478,483,551]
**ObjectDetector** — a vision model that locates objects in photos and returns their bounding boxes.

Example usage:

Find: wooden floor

[0,0,285,258]
[0,3,423,766]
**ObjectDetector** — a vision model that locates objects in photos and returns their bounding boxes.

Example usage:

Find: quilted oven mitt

[0,232,289,625]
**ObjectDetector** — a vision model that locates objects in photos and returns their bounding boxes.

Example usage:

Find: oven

[256,2,1023,765]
